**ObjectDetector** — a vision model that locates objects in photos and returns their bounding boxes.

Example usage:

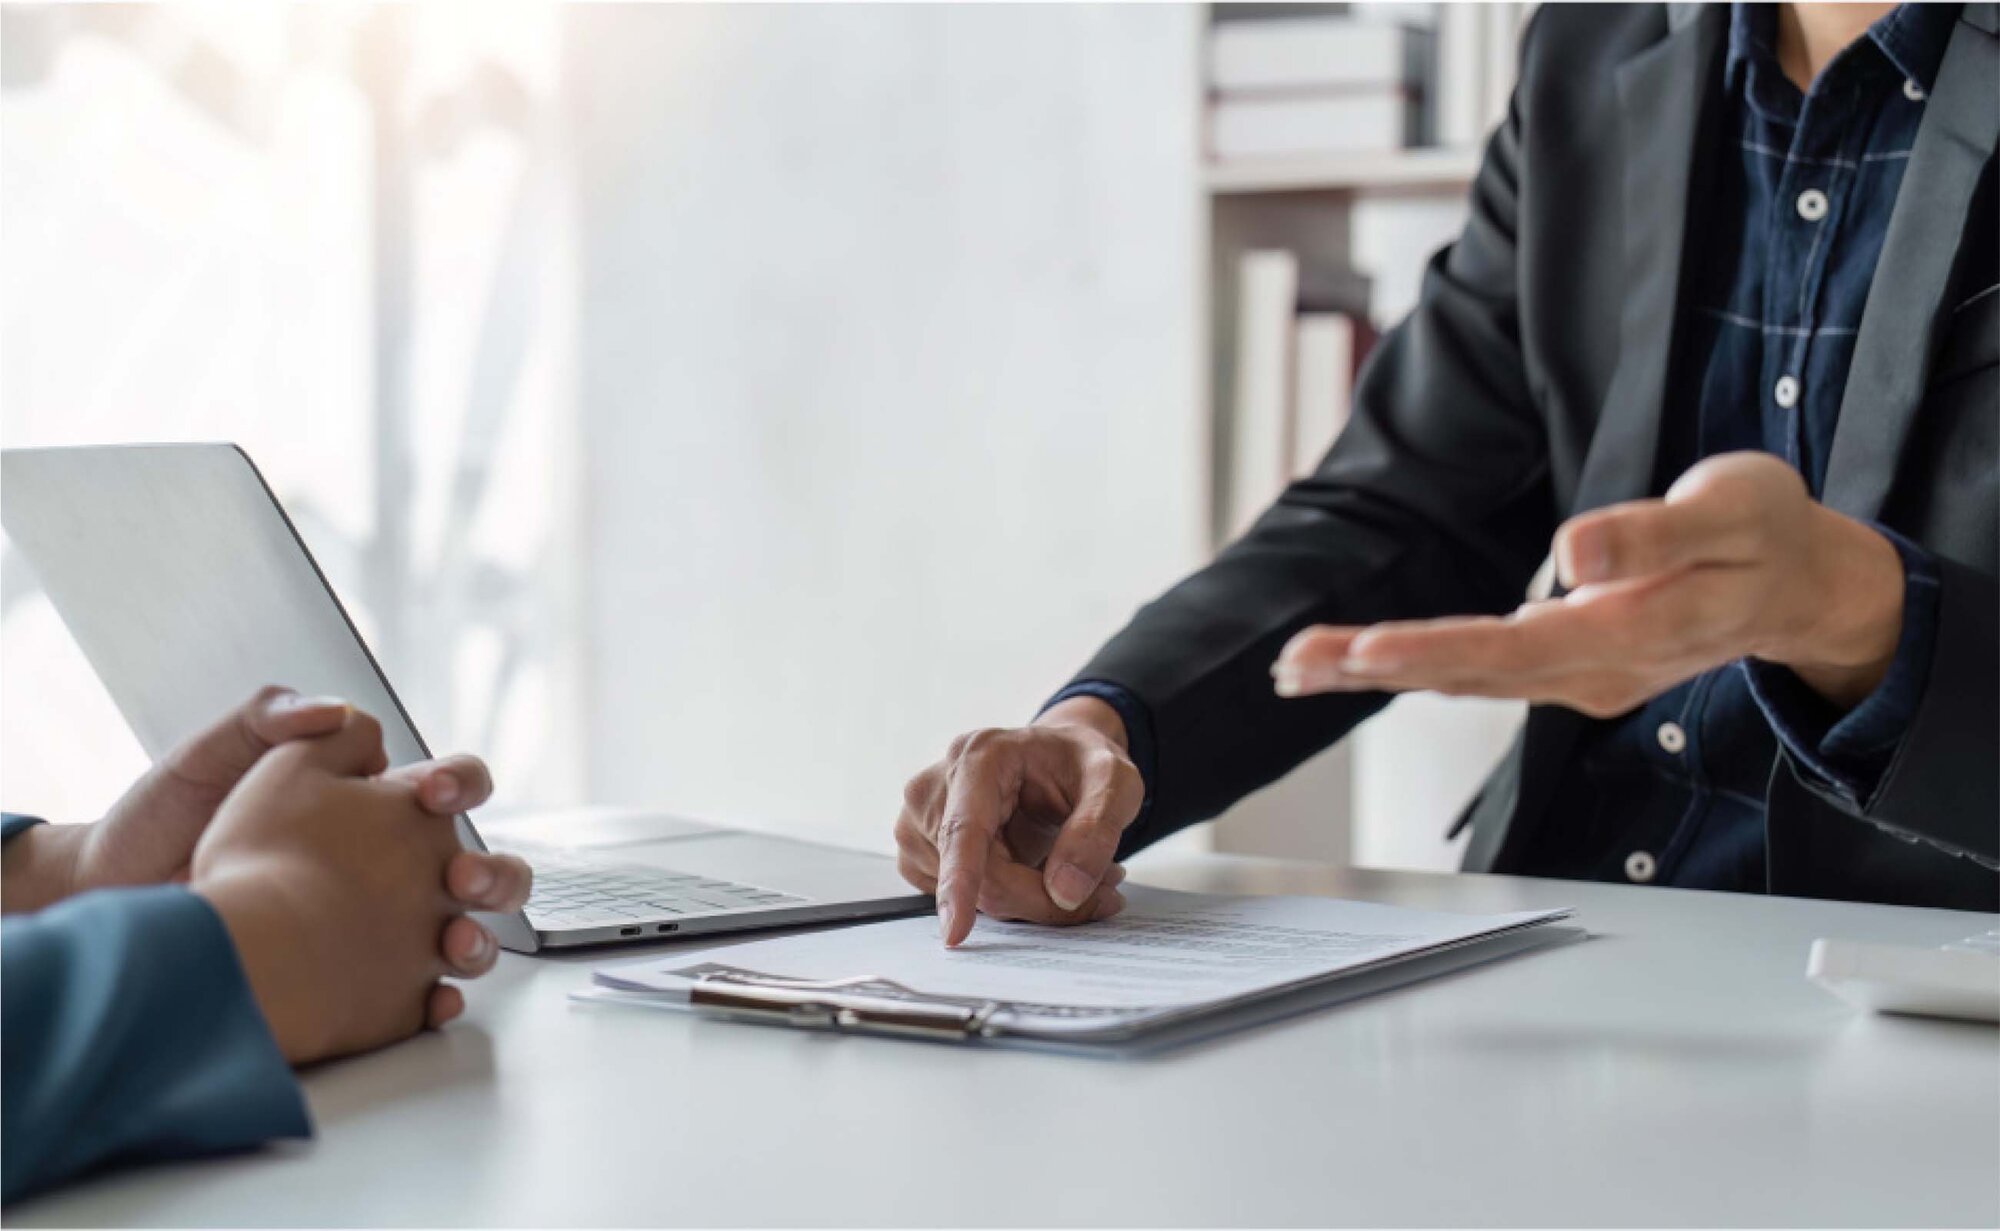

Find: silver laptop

[0,443,931,952]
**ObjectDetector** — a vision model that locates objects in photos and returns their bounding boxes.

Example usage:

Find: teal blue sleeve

[2,881,311,1204]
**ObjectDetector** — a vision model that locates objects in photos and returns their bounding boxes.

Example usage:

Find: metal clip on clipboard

[689,971,1002,1041]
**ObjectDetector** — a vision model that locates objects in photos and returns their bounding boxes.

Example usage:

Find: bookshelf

[1198,4,1521,870]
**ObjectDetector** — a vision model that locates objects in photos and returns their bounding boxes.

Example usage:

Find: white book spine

[1292,314,1357,478]
[1434,3,1486,148]
[1481,3,1523,133]
[1230,251,1300,538]
[1210,93,1414,161]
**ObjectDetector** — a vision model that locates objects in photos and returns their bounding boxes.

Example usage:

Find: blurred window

[0,5,579,821]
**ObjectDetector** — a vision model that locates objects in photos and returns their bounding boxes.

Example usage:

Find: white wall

[566,5,1206,852]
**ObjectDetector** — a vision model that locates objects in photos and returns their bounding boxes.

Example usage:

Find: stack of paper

[583,887,1574,1048]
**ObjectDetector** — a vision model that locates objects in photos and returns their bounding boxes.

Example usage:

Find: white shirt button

[1903,78,1926,102]
[1656,721,1687,754]
[1795,188,1829,221]
[1774,374,1800,408]
[1625,851,1658,883]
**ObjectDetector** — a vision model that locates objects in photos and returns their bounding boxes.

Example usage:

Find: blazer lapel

[1568,5,1728,515]
[1822,9,2000,521]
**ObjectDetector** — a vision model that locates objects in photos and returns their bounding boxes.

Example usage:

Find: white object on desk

[1808,930,2000,1023]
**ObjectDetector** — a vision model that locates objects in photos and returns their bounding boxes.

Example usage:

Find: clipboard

[580,917,1584,1057]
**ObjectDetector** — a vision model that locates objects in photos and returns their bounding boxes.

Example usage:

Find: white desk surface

[17,853,1999,1227]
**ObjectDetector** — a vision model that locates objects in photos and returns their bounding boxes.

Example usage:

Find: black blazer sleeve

[1835,555,2000,868]
[1077,42,1560,855]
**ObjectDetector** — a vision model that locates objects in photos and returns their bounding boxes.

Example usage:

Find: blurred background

[0,1,1531,872]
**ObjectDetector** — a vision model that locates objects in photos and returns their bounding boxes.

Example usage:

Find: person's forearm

[195,868,333,1065]
[1,824,83,914]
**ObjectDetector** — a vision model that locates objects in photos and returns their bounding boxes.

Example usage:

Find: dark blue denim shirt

[1054,3,1950,894]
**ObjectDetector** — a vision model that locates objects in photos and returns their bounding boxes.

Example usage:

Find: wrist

[1,823,86,912]
[195,867,333,1065]
[1033,696,1130,753]
[1773,510,1905,709]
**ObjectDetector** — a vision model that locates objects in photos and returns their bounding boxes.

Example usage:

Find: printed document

[594,887,1570,1038]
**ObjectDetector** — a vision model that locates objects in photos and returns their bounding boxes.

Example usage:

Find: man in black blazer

[894,2,1998,942]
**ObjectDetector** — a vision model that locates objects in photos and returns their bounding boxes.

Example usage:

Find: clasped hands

[897,452,1906,945]
[4,686,532,1064]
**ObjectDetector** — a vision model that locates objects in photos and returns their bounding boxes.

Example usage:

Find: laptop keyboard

[511,846,807,929]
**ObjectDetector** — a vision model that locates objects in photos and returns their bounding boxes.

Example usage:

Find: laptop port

[656,923,678,934]
[619,927,640,936]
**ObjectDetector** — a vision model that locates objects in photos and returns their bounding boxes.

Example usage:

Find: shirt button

[1903,78,1926,102]
[1774,374,1801,408]
[1625,851,1658,883]
[1656,721,1687,754]
[1795,188,1829,221]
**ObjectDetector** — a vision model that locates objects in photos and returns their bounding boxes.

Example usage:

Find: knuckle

[958,727,1006,759]
[937,809,978,842]
[892,810,928,849]
[901,768,937,812]
[1106,756,1143,806]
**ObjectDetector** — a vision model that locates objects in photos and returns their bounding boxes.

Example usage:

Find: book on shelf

[1210,93,1422,162]
[1481,3,1530,130]
[1205,14,1431,161]
[1433,3,1486,148]
[1227,251,1375,539]
[1432,1,1537,147]
[1229,250,1301,538]
[1293,311,1376,478]
[1208,16,1433,94]
[1203,4,1536,163]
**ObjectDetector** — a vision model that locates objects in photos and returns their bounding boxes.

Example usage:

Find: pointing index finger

[934,741,1011,948]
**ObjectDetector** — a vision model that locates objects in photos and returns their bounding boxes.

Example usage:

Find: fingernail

[1272,667,1305,697]
[427,773,462,811]
[465,862,495,898]
[469,928,494,963]
[273,693,347,714]
[934,895,953,939]
[1561,528,1610,586]
[1047,863,1096,911]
